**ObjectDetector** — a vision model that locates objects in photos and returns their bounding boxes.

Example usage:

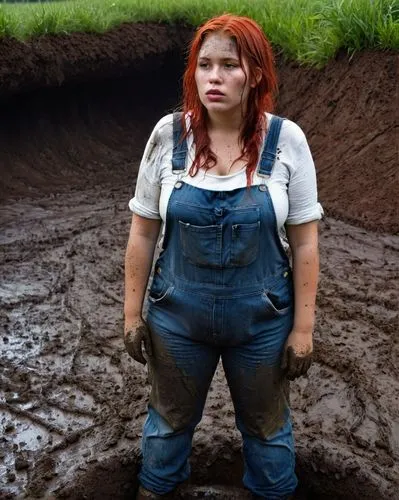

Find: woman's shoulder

[150,113,175,141]
[266,112,307,147]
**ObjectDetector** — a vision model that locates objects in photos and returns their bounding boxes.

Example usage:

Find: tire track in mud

[0,185,398,498]
[0,186,136,497]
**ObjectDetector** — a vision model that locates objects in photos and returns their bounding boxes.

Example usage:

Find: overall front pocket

[230,221,260,267]
[179,221,222,268]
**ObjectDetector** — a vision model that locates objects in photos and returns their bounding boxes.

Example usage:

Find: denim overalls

[139,115,297,499]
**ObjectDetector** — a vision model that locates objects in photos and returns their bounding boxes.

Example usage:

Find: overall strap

[257,115,284,177]
[172,112,188,174]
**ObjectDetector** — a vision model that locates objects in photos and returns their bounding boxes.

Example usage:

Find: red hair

[182,14,278,184]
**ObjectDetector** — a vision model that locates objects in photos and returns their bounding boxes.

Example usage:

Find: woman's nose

[209,65,222,82]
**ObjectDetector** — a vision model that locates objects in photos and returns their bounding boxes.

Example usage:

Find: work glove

[124,317,153,365]
[281,331,313,380]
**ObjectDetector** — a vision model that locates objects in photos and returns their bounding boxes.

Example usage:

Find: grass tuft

[0,0,398,65]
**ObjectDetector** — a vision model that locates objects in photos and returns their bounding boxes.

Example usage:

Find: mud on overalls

[139,115,298,499]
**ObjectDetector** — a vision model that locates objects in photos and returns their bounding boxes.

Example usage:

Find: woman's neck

[206,109,243,134]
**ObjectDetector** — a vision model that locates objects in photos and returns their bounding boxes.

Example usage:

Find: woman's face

[195,32,253,118]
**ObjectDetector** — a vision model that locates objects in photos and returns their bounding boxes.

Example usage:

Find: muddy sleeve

[286,135,323,225]
[128,123,166,219]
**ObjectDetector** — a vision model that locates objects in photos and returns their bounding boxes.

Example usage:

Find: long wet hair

[182,14,278,184]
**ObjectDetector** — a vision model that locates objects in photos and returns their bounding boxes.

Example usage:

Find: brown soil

[277,51,398,234]
[0,23,398,500]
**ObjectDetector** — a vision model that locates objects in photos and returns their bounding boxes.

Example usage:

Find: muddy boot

[136,486,170,499]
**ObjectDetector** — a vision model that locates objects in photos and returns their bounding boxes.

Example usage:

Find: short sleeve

[285,130,323,225]
[129,116,171,219]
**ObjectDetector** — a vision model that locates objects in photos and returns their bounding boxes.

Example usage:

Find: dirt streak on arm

[286,220,319,338]
[124,214,161,330]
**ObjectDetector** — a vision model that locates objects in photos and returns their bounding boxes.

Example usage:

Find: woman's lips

[206,90,224,95]
[206,90,224,101]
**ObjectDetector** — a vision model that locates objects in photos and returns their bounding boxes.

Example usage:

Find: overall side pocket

[261,275,293,316]
[148,272,174,304]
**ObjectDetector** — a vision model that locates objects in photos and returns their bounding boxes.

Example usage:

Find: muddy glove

[281,331,313,380]
[124,318,153,365]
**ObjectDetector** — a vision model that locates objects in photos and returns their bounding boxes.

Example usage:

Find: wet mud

[0,23,398,499]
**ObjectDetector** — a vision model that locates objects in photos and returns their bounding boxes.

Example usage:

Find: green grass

[0,0,398,65]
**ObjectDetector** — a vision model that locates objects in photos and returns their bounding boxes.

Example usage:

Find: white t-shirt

[129,113,323,230]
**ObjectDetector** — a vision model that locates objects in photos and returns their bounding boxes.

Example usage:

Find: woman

[124,14,322,500]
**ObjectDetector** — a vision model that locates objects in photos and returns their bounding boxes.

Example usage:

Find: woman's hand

[284,221,318,380]
[124,214,160,365]
[124,317,153,365]
[281,330,313,380]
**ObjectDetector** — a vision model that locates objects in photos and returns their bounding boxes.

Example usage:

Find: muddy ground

[0,23,398,499]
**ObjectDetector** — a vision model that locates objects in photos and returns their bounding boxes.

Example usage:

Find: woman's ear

[250,68,262,88]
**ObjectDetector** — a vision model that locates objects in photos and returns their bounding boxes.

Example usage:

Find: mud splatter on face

[199,34,239,62]
[195,32,251,116]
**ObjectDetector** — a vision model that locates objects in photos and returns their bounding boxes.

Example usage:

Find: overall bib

[139,115,297,499]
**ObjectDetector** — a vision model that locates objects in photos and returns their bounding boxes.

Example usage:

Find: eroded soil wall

[0,23,398,499]
[277,51,398,234]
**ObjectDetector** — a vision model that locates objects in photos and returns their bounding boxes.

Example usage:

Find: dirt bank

[0,22,398,499]
[277,50,398,234]
[0,25,397,233]
[0,23,193,101]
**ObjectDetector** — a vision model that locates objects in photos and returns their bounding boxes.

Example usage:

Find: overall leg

[222,312,297,499]
[140,302,219,495]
